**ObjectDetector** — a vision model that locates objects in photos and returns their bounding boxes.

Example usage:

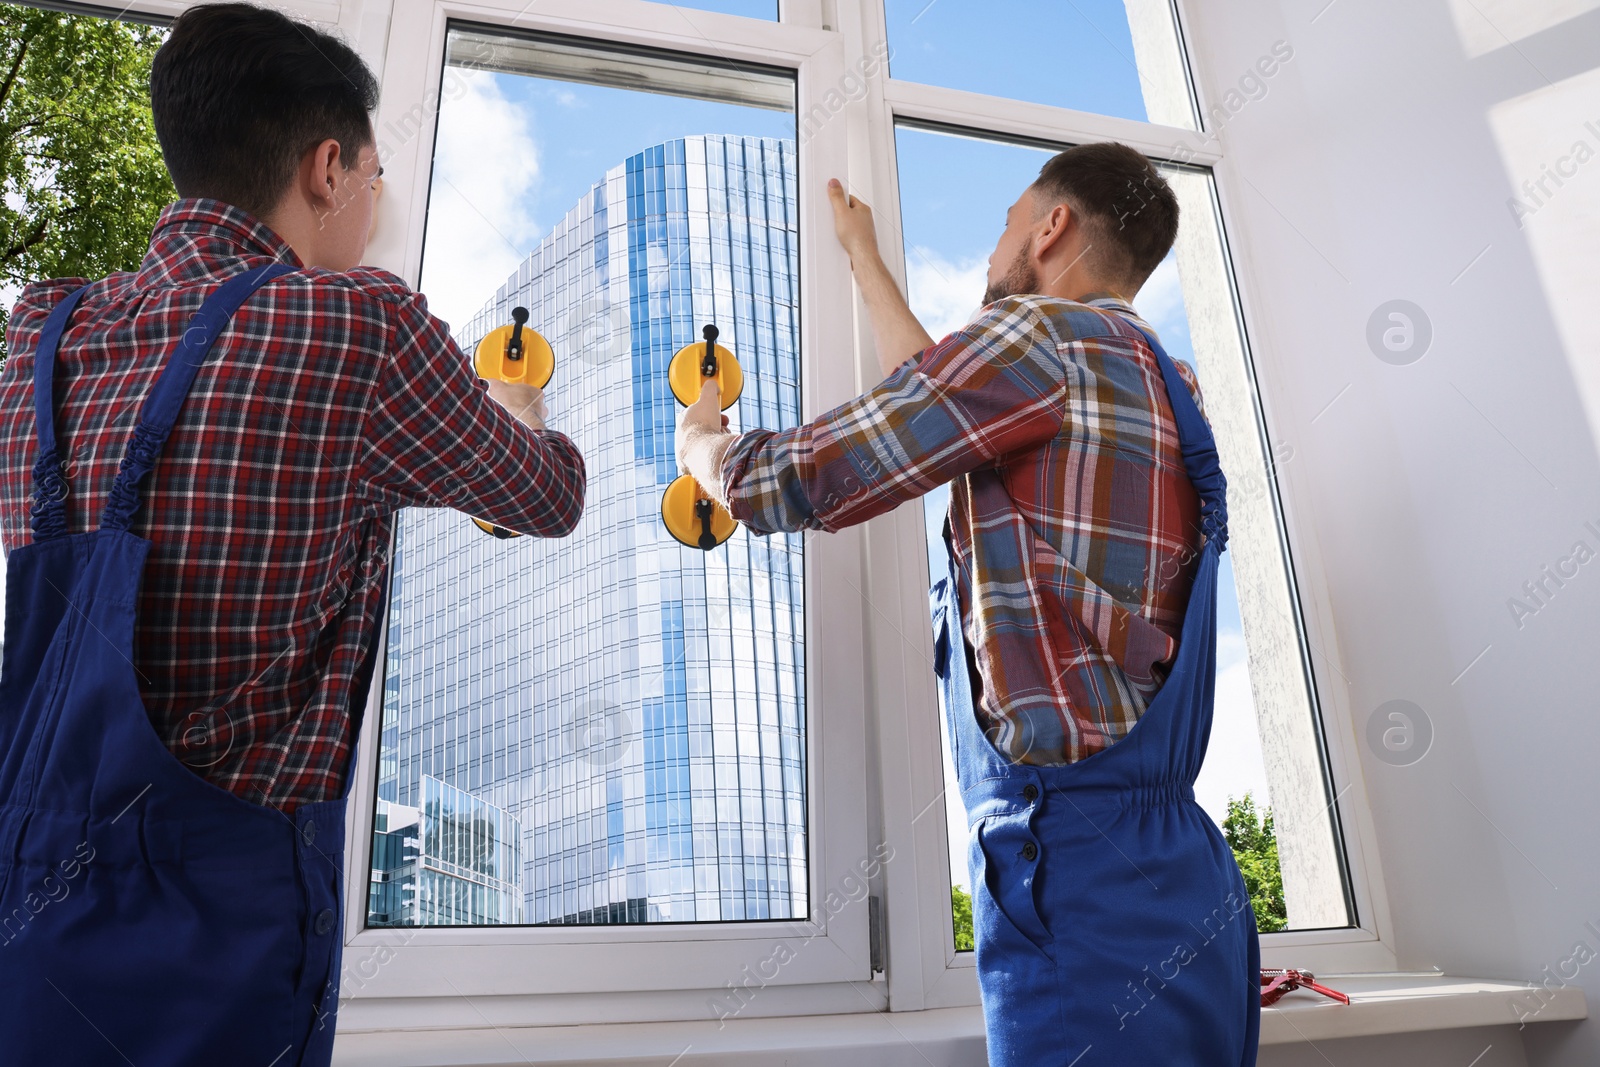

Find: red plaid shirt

[722,295,1204,764]
[0,200,585,812]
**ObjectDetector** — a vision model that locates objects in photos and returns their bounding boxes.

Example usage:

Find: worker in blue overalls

[678,147,1259,1063]
[0,4,583,1064]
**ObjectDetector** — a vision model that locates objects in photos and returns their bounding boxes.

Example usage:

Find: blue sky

[884,0,1148,121]
[416,10,1272,894]
[491,79,789,247]
[416,66,791,331]
[667,0,777,18]
[668,0,1151,121]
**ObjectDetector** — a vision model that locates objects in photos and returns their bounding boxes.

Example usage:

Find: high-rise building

[369,777,524,927]
[371,135,807,927]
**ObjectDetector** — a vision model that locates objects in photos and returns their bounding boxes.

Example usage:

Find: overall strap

[29,285,93,541]
[1133,326,1229,551]
[100,262,295,533]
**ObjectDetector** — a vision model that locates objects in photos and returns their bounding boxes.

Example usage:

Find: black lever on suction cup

[700,323,719,378]
[508,306,529,361]
[694,498,716,551]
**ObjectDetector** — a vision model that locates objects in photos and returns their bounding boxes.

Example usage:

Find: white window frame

[57,0,1400,1032]
[830,0,1398,1012]
[340,0,885,1024]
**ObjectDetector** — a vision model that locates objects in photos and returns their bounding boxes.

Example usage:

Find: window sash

[340,0,877,1002]
[833,0,1391,1011]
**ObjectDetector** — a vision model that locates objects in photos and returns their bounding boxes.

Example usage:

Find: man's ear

[1032,202,1072,260]
[305,137,345,211]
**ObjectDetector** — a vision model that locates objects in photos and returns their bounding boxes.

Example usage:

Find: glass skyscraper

[369,778,524,927]
[372,135,807,926]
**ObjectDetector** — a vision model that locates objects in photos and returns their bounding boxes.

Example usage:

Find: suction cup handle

[694,498,716,550]
[508,306,529,361]
[700,323,719,378]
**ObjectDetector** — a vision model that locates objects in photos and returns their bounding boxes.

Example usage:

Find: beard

[982,236,1041,306]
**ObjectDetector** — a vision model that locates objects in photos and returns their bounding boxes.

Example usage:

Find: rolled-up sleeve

[354,292,586,537]
[721,298,1064,535]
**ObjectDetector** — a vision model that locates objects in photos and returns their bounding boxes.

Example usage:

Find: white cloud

[417,70,541,335]
[1216,629,1248,673]
[1194,656,1273,826]
[906,249,1193,355]
[1131,255,1186,339]
[904,247,988,341]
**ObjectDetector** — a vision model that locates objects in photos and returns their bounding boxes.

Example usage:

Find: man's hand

[826,178,935,377]
[675,381,733,508]
[486,379,548,432]
[679,380,724,444]
[828,178,882,267]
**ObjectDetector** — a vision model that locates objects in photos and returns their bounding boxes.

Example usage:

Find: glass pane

[662,0,777,17]
[369,27,804,927]
[884,0,1196,128]
[893,124,1349,946]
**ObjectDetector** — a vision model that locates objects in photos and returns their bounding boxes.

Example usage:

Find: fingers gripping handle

[664,322,740,551]
[469,306,551,540]
[668,323,741,410]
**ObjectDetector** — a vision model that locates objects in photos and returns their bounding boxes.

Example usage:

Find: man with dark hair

[679,143,1259,1064]
[0,4,582,1064]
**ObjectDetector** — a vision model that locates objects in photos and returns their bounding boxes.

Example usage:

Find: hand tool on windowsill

[662,324,742,551]
[1259,968,1350,1007]
[469,306,554,540]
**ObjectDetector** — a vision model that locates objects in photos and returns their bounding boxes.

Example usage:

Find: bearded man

[676,142,1259,1066]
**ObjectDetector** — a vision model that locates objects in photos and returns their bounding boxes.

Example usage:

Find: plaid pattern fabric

[722,294,1204,765]
[0,199,585,811]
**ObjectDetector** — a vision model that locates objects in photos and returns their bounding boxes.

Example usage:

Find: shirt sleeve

[721,298,1064,535]
[354,291,586,536]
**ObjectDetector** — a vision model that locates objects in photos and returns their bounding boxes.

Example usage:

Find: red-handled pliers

[1260,969,1350,1007]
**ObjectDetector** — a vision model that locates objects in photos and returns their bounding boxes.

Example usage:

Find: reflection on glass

[894,124,1343,942]
[368,29,804,927]
[371,777,524,926]
[884,0,1195,128]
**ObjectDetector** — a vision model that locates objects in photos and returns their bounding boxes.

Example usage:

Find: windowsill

[331,974,1587,1065]
[1258,974,1585,1043]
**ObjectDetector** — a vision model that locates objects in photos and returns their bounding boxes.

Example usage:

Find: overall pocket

[973,812,1053,959]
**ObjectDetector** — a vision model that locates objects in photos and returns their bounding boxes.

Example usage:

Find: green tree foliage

[951,884,974,951]
[0,4,173,363]
[1223,792,1288,933]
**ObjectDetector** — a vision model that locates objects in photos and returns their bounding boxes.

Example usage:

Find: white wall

[1181,1,1600,1064]
[1260,1025,1531,1067]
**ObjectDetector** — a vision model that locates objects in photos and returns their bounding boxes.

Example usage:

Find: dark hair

[1030,143,1179,290]
[150,3,379,218]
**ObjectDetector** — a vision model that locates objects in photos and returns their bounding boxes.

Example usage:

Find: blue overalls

[931,327,1260,1065]
[0,263,355,1066]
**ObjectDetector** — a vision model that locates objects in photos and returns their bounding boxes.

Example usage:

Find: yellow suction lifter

[469,306,554,540]
[663,324,742,551]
